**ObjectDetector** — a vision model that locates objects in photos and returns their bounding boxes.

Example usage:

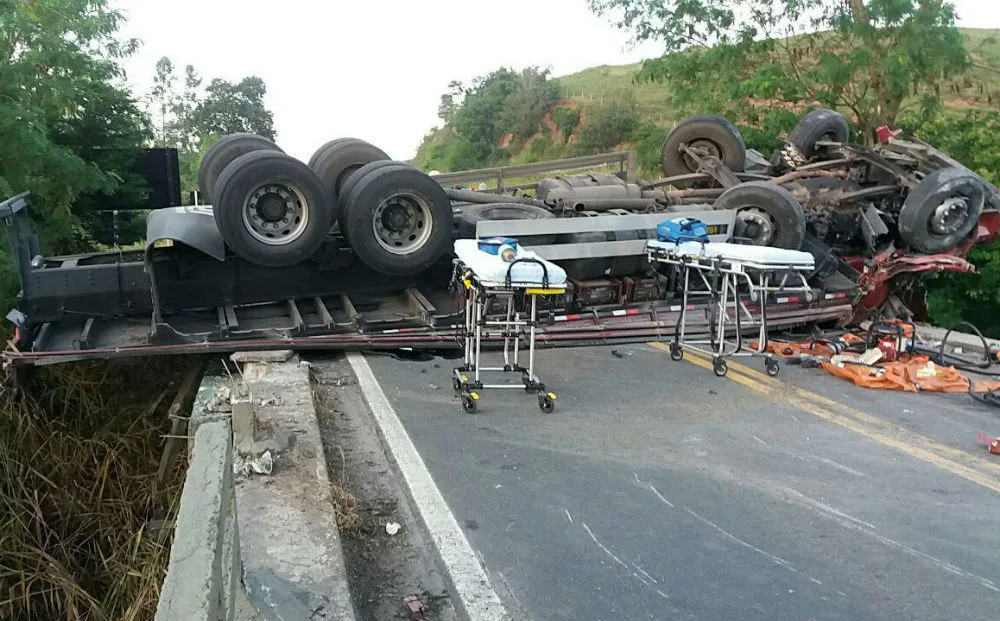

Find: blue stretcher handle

[505,257,549,289]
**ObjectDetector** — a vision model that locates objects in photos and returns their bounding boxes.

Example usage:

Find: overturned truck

[2,110,996,366]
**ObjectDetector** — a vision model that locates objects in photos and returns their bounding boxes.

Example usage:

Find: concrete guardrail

[154,419,251,621]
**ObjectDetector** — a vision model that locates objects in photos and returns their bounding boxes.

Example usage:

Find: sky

[117,0,1000,163]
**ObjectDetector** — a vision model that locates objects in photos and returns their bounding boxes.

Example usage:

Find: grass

[0,356,202,621]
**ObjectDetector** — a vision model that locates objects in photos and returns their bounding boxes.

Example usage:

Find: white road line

[346,353,511,621]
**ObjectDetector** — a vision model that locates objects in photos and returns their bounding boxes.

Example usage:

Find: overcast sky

[117,0,1000,162]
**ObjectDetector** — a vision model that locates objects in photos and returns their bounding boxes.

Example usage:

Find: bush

[552,106,580,141]
[630,122,669,176]
[525,136,555,163]
[574,94,640,155]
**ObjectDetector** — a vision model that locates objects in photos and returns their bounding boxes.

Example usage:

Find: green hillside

[413,28,1000,178]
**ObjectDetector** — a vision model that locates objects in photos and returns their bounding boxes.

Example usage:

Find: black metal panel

[147,243,454,313]
[19,252,152,323]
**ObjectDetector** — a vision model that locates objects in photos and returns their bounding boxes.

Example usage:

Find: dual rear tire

[199,135,452,274]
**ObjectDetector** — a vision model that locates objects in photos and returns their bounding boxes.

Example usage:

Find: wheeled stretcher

[451,240,567,413]
[646,239,815,377]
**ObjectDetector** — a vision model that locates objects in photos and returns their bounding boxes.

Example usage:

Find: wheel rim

[737,207,777,245]
[242,182,310,245]
[372,193,433,255]
[682,138,722,171]
[929,197,969,235]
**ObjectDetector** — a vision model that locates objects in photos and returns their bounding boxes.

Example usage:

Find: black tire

[898,168,986,253]
[213,151,333,267]
[308,137,357,169]
[456,203,557,244]
[341,166,453,276]
[337,160,410,245]
[662,115,746,177]
[715,181,806,249]
[312,139,390,208]
[199,133,283,205]
[788,108,851,158]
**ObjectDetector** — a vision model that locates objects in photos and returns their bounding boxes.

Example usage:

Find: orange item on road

[822,354,1000,393]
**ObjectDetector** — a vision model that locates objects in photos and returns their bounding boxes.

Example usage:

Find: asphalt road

[363,344,1000,621]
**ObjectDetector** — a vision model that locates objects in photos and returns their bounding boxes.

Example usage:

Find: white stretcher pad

[454,239,568,288]
[647,239,815,270]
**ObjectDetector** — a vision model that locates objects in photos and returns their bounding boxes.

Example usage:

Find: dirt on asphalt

[308,354,459,621]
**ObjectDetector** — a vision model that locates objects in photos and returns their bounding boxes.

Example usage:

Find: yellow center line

[649,342,1000,494]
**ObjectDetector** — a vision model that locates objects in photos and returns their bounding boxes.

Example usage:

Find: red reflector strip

[554,314,581,322]
[824,292,847,299]
[610,308,640,317]
[380,327,422,334]
[776,296,801,304]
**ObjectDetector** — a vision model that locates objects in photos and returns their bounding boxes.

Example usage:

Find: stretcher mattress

[647,239,815,270]
[454,239,567,287]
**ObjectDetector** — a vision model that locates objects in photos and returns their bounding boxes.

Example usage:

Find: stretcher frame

[646,240,814,377]
[451,256,565,413]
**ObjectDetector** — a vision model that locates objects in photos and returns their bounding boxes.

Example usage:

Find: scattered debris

[385,521,401,536]
[234,450,275,477]
[205,384,232,412]
[977,433,1000,456]
[611,349,633,359]
[404,594,428,621]
[259,395,281,407]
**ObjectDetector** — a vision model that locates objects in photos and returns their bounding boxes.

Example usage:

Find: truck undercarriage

[4,110,997,368]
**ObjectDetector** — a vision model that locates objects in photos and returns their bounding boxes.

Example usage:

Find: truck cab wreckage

[2,110,997,367]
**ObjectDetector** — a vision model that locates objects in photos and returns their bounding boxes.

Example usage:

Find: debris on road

[978,433,1000,455]
[404,594,428,621]
[235,450,275,477]
[385,521,401,536]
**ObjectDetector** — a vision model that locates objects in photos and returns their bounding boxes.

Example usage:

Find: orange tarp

[821,355,1000,393]
[759,337,1000,393]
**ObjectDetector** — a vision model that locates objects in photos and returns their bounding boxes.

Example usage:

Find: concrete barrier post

[155,420,245,621]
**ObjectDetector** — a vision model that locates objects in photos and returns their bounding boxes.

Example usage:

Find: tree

[191,76,276,141]
[588,0,970,140]
[149,57,178,145]
[495,67,562,139]
[438,80,464,123]
[0,0,151,255]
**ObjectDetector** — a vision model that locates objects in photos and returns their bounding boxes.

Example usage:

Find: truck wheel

[456,204,557,244]
[199,133,283,205]
[898,168,986,253]
[311,138,390,206]
[213,151,333,267]
[788,108,850,158]
[308,137,356,168]
[661,115,746,177]
[342,166,452,276]
[337,160,409,244]
[715,181,806,249]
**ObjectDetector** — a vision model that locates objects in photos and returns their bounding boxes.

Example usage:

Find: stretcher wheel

[765,358,781,377]
[670,343,684,361]
[713,359,728,377]
[538,393,556,414]
[462,394,478,413]
[452,376,463,393]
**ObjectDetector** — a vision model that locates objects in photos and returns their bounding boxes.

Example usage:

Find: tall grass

[0,356,202,621]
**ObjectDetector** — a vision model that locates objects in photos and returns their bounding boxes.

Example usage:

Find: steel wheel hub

[930,197,968,235]
[683,139,722,171]
[738,207,776,245]
[242,183,309,246]
[372,194,433,255]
